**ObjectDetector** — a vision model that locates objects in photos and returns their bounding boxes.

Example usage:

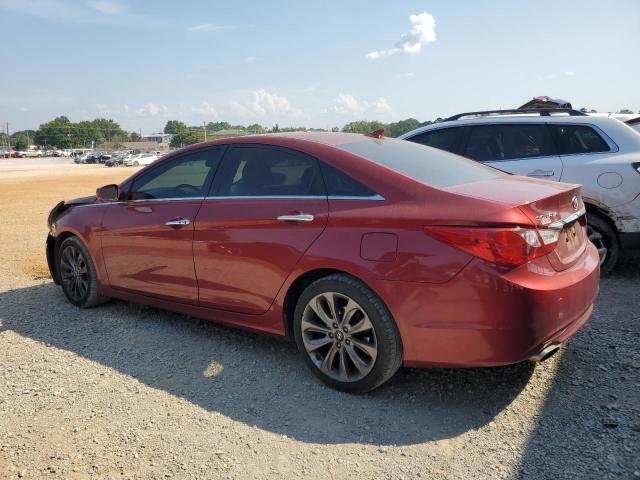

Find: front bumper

[373,242,600,368]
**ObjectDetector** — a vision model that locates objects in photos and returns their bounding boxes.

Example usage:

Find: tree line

[3,107,639,150]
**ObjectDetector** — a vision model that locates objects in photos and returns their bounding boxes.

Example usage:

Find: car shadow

[515,253,640,478]
[0,282,534,446]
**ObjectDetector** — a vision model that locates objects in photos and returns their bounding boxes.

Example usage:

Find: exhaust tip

[529,344,560,362]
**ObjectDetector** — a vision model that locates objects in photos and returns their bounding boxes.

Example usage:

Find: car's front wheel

[293,274,403,393]
[58,236,109,308]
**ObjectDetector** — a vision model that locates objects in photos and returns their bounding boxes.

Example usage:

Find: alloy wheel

[587,225,607,267]
[59,245,89,302]
[301,292,378,382]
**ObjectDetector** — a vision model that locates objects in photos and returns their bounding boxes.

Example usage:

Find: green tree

[385,118,421,137]
[246,123,266,134]
[170,129,204,148]
[35,116,73,148]
[342,120,385,134]
[618,108,634,114]
[13,135,29,151]
[207,121,232,132]
[164,120,188,135]
[129,132,141,141]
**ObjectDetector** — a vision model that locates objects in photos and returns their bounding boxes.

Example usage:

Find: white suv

[400,109,640,274]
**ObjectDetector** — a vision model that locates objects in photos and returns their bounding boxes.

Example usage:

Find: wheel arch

[584,201,620,240]
[282,268,394,340]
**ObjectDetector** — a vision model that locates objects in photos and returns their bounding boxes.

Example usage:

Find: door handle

[165,218,191,227]
[528,170,554,177]
[277,214,314,222]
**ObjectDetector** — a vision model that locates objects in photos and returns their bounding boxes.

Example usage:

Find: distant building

[143,133,174,148]
[120,141,161,153]
[209,129,248,139]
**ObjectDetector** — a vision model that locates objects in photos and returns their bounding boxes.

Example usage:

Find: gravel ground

[0,160,638,479]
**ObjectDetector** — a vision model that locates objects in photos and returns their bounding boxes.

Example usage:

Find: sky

[1,0,639,135]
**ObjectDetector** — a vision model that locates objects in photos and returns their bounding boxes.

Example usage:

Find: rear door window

[319,162,377,197]
[548,124,610,154]
[406,127,463,154]
[464,124,555,162]
[215,145,325,197]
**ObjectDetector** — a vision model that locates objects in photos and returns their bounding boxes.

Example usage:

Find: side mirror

[96,184,120,202]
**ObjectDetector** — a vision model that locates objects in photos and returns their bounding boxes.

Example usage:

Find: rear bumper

[373,242,600,368]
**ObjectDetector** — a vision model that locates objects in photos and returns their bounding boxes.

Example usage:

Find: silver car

[400,109,640,274]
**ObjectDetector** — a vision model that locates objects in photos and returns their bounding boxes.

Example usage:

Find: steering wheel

[175,184,201,195]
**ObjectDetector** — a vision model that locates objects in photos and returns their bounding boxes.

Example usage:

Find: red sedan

[46,132,599,392]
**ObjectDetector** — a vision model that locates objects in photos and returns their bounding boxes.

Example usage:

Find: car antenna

[365,129,384,139]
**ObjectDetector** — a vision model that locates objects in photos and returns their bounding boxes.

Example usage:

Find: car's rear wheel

[58,236,109,308]
[293,274,403,393]
[587,214,619,276]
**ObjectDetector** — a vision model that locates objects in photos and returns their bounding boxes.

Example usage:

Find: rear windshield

[337,138,502,188]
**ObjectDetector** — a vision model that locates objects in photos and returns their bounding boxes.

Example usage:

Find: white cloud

[188,23,235,32]
[0,0,150,25]
[367,12,436,60]
[564,71,575,77]
[329,93,392,116]
[191,102,216,116]
[229,89,304,120]
[245,56,258,63]
[96,103,109,115]
[86,0,126,15]
[134,103,168,116]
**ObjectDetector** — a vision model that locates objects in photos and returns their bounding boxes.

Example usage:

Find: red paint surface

[49,133,600,367]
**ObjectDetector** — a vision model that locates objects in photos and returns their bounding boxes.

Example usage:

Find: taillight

[424,226,558,267]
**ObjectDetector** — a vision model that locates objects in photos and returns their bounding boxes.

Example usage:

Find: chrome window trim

[76,194,386,206]
[202,194,385,201]
[328,194,385,201]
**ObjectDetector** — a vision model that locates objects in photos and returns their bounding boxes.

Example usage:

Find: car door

[101,147,224,303]
[193,144,328,314]
[463,123,563,180]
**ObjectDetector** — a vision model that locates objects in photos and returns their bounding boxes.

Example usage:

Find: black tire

[293,274,403,394]
[57,236,109,308]
[587,214,619,276]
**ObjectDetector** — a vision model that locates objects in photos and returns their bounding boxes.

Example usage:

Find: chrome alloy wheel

[587,224,607,267]
[59,245,89,302]
[301,292,378,382]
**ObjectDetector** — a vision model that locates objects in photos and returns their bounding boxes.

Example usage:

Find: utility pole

[203,122,207,141]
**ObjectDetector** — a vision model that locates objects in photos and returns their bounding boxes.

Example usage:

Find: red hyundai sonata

[46,132,599,392]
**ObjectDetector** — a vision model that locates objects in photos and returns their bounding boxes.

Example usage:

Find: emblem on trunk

[572,195,579,210]
[536,212,557,225]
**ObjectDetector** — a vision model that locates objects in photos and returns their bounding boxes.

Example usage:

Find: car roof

[399,114,630,137]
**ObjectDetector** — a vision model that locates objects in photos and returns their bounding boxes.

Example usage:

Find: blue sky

[1,0,639,134]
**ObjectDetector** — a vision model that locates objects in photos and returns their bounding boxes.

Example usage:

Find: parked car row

[75,151,163,167]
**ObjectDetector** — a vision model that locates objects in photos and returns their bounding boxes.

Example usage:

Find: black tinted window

[338,138,500,188]
[465,124,554,162]
[407,127,461,154]
[129,148,222,200]
[216,146,324,196]
[549,124,610,154]
[320,162,376,197]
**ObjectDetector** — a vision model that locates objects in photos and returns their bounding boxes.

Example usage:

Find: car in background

[105,154,130,167]
[124,152,158,167]
[400,109,640,275]
[588,112,640,134]
[1,149,17,158]
[46,132,599,392]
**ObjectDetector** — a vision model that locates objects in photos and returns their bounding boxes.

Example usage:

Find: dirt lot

[0,158,639,479]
